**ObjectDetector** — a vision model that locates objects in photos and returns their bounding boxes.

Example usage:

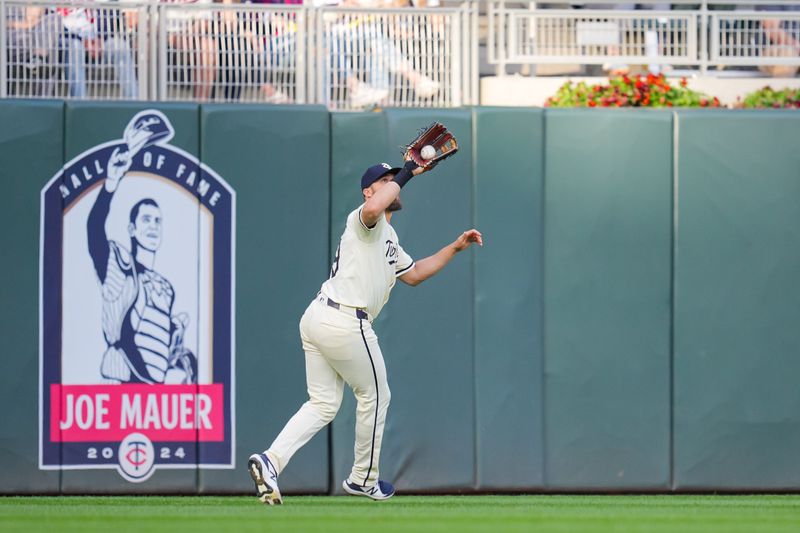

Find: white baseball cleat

[342,479,395,501]
[248,453,282,505]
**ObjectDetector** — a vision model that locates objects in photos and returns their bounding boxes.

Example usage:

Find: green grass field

[2,495,799,533]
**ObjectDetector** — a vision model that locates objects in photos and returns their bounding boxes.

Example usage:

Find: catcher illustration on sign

[404,122,459,169]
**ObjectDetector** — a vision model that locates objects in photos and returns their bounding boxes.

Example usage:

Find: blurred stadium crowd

[2,1,799,107]
[3,0,455,107]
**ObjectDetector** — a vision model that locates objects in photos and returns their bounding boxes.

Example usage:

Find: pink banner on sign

[50,384,224,442]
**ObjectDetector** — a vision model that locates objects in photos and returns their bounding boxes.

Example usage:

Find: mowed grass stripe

[1,495,799,533]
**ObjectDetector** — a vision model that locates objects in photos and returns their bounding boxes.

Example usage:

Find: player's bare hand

[453,229,483,252]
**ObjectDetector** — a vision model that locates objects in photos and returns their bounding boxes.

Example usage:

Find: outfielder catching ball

[249,124,481,504]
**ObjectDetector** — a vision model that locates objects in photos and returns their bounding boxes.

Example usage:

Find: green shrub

[738,87,800,109]
[545,74,721,108]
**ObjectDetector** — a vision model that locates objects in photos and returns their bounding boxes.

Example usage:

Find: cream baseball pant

[265,294,390,487]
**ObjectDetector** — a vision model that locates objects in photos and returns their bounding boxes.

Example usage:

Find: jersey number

[329,244,341,278]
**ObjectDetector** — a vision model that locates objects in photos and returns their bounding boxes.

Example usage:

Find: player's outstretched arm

[399,229,483,287]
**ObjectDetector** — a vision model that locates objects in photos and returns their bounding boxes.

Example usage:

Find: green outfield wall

[544,110,672,490]
[0,101,798,494]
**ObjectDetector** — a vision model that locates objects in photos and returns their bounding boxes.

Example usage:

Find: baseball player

[249,156,482,504]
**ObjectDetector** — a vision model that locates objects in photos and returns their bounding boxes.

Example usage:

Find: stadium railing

[2,1,798,105]
[0,0,479,108]
[488,0,800,76]
[2,0,150,100]
[310,5,476,110]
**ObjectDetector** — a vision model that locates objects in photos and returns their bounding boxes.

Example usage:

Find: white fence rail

[497,9,698,65]
[313,7,465,110]
[3,1,799,104]
[157,3,307,103]
[0,0,478,108]
[2,0,150,99]
[711,11,800,65]
[489,1,800,75]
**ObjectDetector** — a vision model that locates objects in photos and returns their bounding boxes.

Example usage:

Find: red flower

[544,75,724,108]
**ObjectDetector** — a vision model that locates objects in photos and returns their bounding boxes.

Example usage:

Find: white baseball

[420,145,436,160]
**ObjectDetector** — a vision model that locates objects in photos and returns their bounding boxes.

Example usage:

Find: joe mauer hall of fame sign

[39,110,236,483]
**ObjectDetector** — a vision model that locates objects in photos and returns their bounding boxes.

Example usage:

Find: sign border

[38,124,236,473]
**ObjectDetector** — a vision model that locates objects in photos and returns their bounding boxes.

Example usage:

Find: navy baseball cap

[361,163,401,190]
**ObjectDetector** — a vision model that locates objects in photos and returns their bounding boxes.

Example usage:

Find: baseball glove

[404,122,458,168]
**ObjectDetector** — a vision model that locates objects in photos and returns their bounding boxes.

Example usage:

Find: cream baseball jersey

[320,205,414,319]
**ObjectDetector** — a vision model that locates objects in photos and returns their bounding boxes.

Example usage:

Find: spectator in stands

[321,0,440,107]
[162,0,217,100]
[215,0,248,100]
[182,0,440,104]
[757,4,800,77]
[90,0,140,99]
[57,7,96,98]
[217,0,291,102]
[54,2,139,99]
[239,0,299,102]
[5,6,61,97]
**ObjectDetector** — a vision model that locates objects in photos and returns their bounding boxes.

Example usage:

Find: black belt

[326,297,369,320]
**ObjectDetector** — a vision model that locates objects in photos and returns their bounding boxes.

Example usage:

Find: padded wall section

[199,105,331,494]
[543,110,672,489]
[329,109,476,492]
[673,111,800,490]
[329,112,389,246]
[0,100,63,494]
[6,102,800,495]
[473,107,544,490]
[60,103,201,493]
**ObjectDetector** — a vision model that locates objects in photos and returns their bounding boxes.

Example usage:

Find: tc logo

[118,433,155,483]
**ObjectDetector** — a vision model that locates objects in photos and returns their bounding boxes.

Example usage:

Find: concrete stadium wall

[0,101,798,494]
